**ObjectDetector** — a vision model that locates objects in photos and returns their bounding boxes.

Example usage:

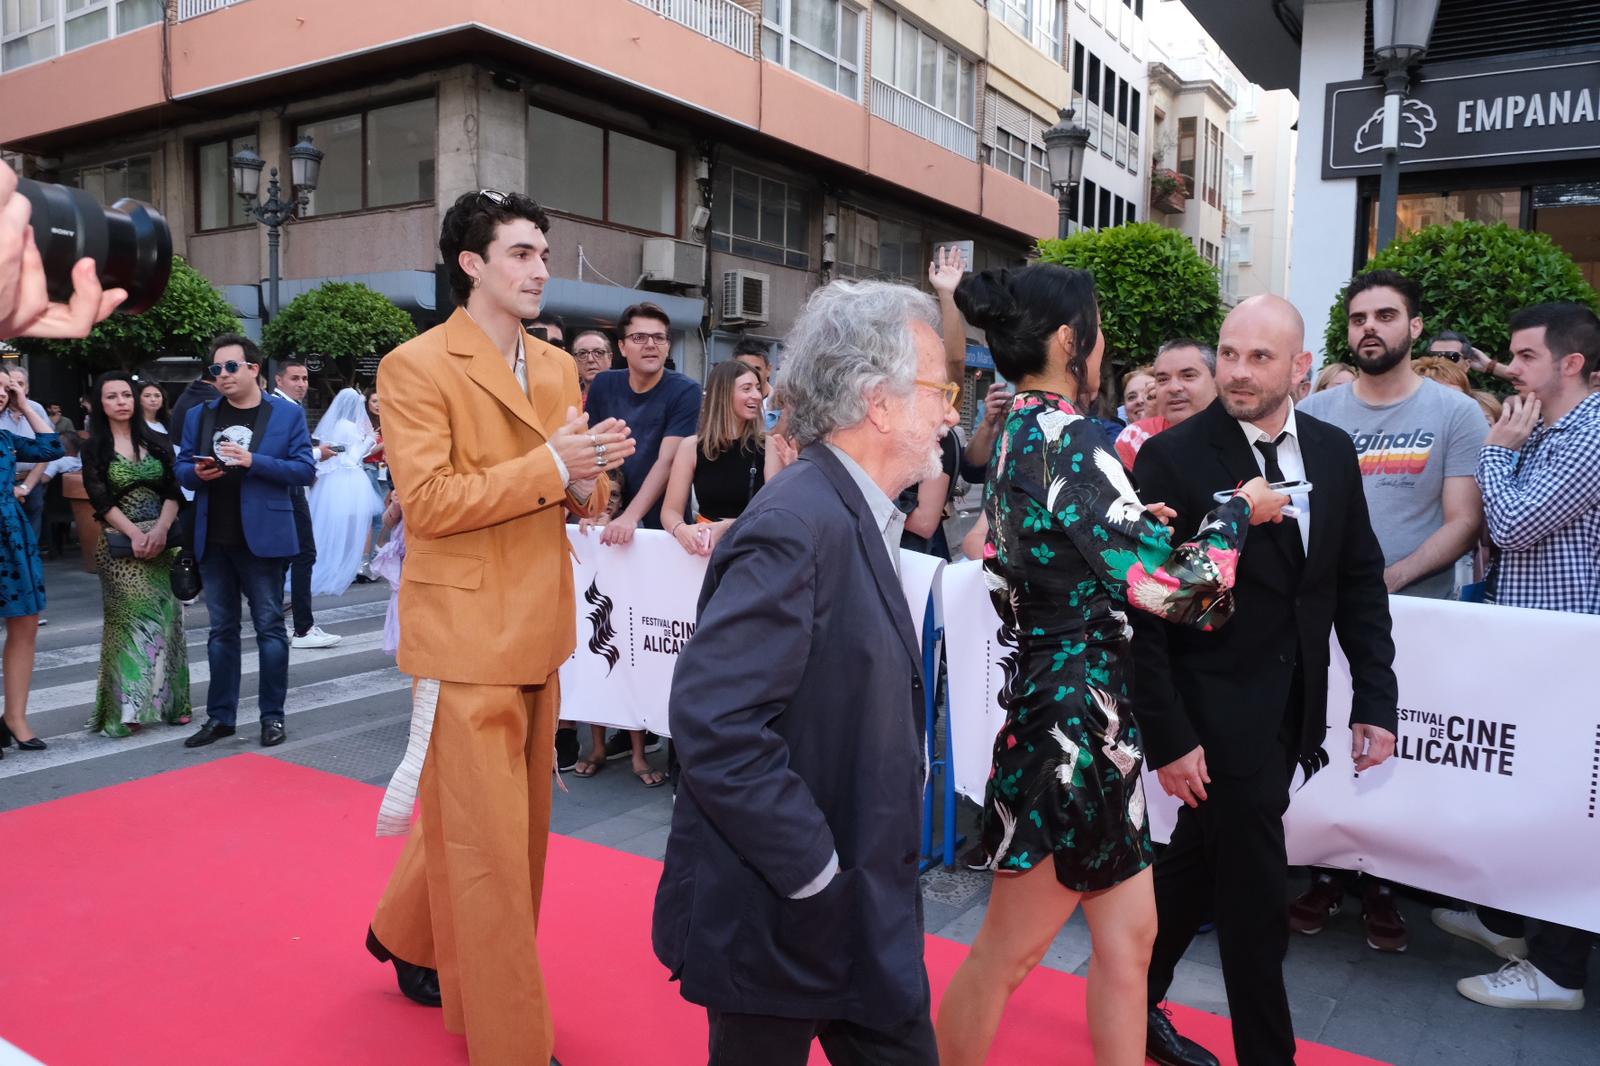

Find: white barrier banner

[940,558,1600,933]
[561,528,944,739]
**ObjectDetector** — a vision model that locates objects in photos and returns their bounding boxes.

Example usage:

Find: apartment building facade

[1063,0,1149,234]
[1232,84,1296,303]
[1,0,1085,398]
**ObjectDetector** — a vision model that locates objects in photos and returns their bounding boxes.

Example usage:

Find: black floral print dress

[979,391,1250,891]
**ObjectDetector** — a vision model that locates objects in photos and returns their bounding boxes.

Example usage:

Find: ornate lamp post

[1371,0,1441,252]
[1043,108,1091,240]
[232,136,325,321]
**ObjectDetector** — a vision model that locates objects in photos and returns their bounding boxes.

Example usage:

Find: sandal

[572,755,606,778]
[634,767,667,788]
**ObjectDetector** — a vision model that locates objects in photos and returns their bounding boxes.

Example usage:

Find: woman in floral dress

[83,372,190,737]
[936,265,1286,1066]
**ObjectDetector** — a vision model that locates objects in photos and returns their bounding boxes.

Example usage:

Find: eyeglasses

[205,360,252,378]
[573,348,611,360]
[478,189,509,206]
[1425,350,1463,362]
[625,332,670,347]
[916,380,961,408]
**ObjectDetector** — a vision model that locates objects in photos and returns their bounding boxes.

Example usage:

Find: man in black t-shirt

[176,334,316,750]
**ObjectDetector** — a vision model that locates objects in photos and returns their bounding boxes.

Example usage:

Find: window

[1197,238,1219,268]
[2,0,160,71]
[871,6,976,124]
[528,107,678,235]
[1086,53,1101,105]
[1177,116,1197,187]
[1098,186,1111,230]
[1242,153,1256,192]
[1204,120,1223,208]
[1234,225,1253,264]
[60,154,154,204]
[1071,40,1084,95]
[1081,179,1098,228]
[836,205,921,282]
[763,0,864,100]
[1129,87,1142,135]
[195,134,257,231]
[996,0,1029,38]
[710,164,811,269]
[297,98,436,217]
[1032,1,1064,62]
[985,91,1053,191]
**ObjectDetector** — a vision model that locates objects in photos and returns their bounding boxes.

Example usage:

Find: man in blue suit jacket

[176,334,315,749]
[653,281,959,1064]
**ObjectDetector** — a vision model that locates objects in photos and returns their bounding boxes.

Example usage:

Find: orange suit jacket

[377,307,608,686]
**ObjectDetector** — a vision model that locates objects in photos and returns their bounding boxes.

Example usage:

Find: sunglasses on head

[478,189,510,207]
[1425,350,1463,362]
[206,360,252,378]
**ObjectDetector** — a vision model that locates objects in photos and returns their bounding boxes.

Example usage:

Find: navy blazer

[653,445,931,1027]
[176,394,316,560]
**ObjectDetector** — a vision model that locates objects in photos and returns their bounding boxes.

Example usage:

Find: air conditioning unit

[721,269,771,326]
[640,238,705,288]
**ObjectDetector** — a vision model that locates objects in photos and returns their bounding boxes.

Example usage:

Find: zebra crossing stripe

[0,668,412,779]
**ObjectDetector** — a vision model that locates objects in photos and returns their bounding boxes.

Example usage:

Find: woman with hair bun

[936,264,1288,1065]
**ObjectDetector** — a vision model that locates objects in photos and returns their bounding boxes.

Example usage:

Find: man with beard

[1133,295,1398,1066]
[1292,271,1486,951]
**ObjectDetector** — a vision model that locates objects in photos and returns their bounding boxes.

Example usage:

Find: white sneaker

[291,625,342,650]
[1458,960,1585,1010]
[1431,908,1529,960]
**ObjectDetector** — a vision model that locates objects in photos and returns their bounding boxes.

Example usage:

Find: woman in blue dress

[0,374,64,755]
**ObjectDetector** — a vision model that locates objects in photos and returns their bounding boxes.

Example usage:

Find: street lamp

[232,136,325,321]
[1043,108,1091,240]
[1371,0,1441,252]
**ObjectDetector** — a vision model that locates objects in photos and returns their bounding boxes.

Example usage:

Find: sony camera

[16,177,172,314]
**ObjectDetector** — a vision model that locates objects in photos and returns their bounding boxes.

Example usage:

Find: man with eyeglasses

[568,329,614,402]
[176,334,316,750]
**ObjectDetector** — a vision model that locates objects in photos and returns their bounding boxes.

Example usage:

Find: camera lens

[16,178,173,314]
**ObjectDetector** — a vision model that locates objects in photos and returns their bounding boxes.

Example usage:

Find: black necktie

[1253,432,1304,564]
[1254,432,1290,483]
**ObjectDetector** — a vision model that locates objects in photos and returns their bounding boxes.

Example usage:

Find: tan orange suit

[370,307,607,1064]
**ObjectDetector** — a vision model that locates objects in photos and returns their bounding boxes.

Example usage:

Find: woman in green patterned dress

[83,372,190,737]
[935,266,1289,1066]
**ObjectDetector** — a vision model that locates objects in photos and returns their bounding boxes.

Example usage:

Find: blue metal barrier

[920,597,964,872]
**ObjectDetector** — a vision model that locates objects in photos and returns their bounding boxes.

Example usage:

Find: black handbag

[170,548,203,603]
[103,530,136,559]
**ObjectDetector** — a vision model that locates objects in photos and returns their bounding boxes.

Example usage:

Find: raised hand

[1486,394,1540,451]
[927,244,966,298]
[1237,476,1290,526]
[550,406,635,482]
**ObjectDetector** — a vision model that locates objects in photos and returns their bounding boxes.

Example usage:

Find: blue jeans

[201,545,290,725]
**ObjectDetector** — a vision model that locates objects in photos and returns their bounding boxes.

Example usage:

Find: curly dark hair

[439,191,553,306]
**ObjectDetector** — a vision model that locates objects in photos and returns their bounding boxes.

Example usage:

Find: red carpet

[0,757,1384,1064]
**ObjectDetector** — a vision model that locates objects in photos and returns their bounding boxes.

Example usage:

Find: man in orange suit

[365,190,634,1065]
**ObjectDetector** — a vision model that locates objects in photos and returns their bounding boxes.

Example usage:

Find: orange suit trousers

[372,675,558,1064]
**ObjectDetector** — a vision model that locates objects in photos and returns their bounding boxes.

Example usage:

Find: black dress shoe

[0,719,13,748]
[1148,1005,1220,1066]
[366,927,442,1007]
[260,720,287,747]
[184,720,237,748]
[13,736,46,751]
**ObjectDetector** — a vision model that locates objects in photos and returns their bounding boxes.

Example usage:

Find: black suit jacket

[1130,399,1399,778]
[652,446,929,1026]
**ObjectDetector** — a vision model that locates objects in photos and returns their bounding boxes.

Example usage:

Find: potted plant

[1151,168,1190,214]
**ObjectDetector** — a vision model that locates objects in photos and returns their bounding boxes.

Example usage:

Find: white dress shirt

[1237,405,1312,554]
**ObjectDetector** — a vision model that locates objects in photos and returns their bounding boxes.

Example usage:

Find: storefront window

[1366,189,1521,260]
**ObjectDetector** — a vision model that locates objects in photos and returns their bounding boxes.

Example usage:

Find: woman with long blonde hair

[660,359,780,557]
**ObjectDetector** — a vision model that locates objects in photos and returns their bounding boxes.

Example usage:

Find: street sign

[1322,50,1600,179]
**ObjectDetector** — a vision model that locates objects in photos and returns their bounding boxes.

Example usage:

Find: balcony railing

[178,0,247,20]
[630,0,756,57]
[870,79,978,160]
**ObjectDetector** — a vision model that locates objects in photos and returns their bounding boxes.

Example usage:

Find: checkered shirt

[1477,390,1600,614]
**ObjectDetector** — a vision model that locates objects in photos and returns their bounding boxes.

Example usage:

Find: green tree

[11,255,241,373]
[1324,221,1599,373]
[262,281,416,385]
[1035,222,1222,374]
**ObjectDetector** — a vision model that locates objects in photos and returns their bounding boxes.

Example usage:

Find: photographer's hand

[1,161,126,339]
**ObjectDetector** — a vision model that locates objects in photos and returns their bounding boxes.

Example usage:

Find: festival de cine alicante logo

[583,577,696,677]
[1395,705,1517,777]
